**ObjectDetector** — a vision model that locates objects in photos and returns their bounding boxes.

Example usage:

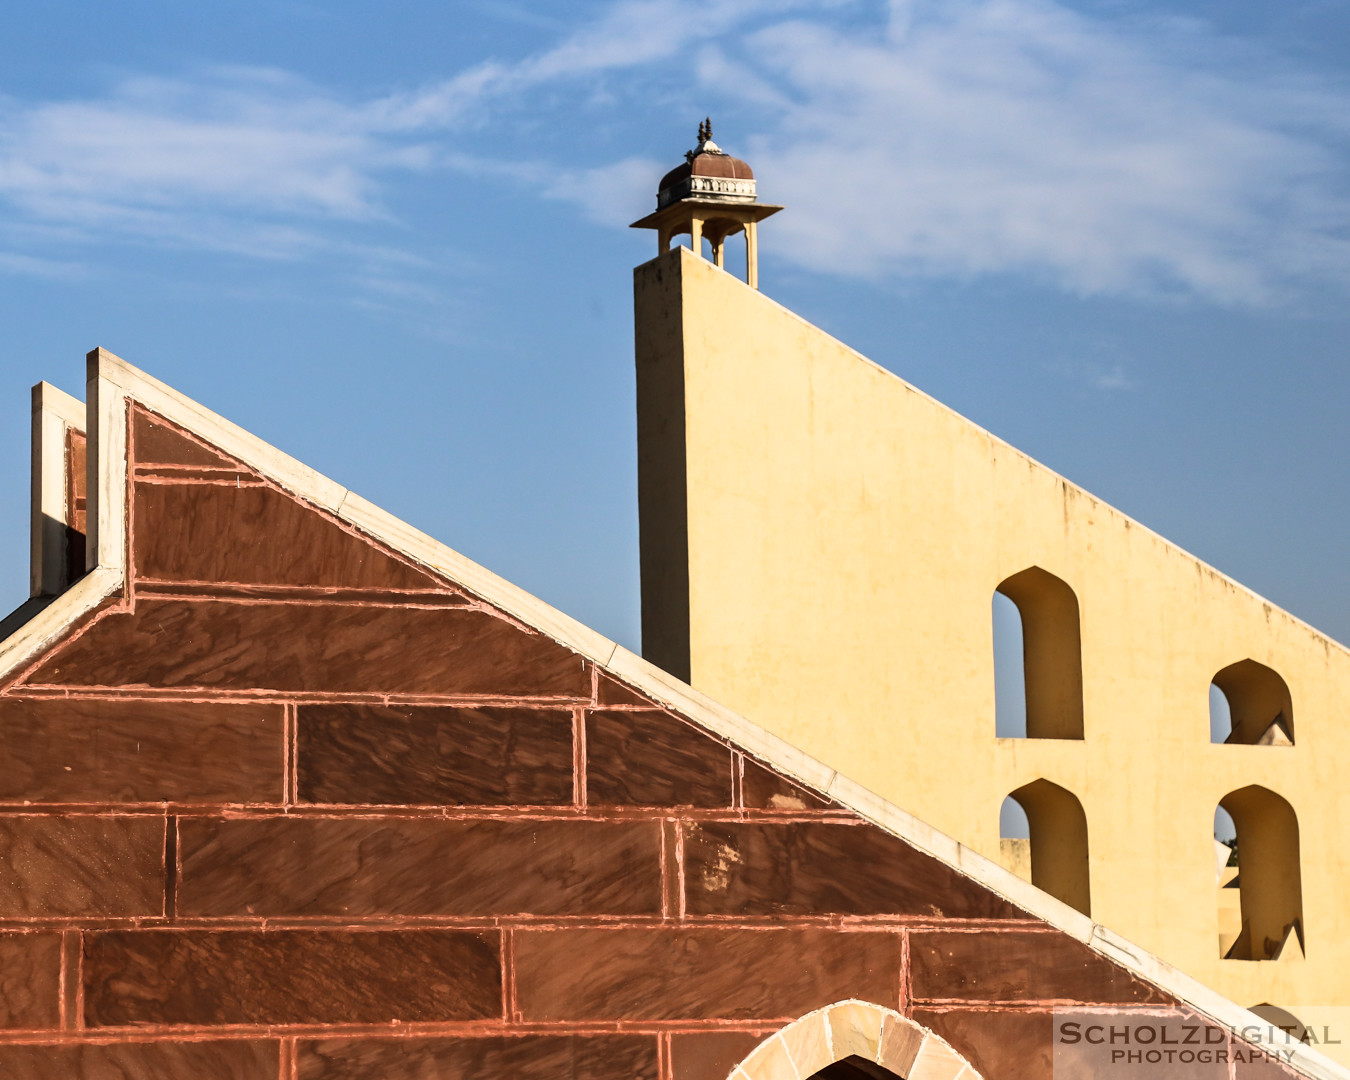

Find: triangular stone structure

[0,350,1342,1080]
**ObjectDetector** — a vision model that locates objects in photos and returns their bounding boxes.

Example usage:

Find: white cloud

[364,0,831,130]
[1093,364,1132,391]
[414,0,1350,304]
[0,250,83,279]
[541,158,663,226]
[0,0,1346,305]
[0,68,438,266]
[708,0,1350,302]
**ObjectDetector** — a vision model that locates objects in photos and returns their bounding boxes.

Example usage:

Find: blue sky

[2,0,1349,665]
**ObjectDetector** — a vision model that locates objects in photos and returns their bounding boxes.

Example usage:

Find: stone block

[513,927,899,1021]
[909,931,1169,1005]
[878,1013,926,1076]
[0,698,282,804]
[298,1034,659,1080]
[25,600,590,698]
[913,1008,1052,1080]
[0,816,163,917]
[740,759,830,811]
[586,711,732,807]
[778,1009,831,1075]
[0,1040,278,1080]
[738,1034,797,1080]
[297,704,574,806]
[670,1031,767,1080]
[0,933,61,1029]
[133,482,440,590]
[827,1000,887,1062]
[908,1034,972,1080]
[132,410,236,469]
[684,822,1022,919]
[178,817,661,917]
[83,928,501,1026]
[595,675,656,707]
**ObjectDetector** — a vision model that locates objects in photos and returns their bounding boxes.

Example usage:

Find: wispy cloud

[0,250,84,279]
[485,0,1350,302]
[438,150,661,226]
[0,0,1347,305]
[0,67,433,262]
[711,0,1350,302]
[360,0,831,133]
[0,0,828,252]
[1093,364,1133,392]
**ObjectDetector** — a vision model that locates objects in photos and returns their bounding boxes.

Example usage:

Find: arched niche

[728,1000,981,1080]
[994,567,1084,739]
[1006,778,1092,916]
[1219,785,1304,961]
[1211,660,1294,745]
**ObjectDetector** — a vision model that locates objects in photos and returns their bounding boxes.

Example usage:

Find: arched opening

[993,567,1084,739]
[1210,660,1294,744]
[998,794,1031,882]
[992,591,1027,737]
[732,1001,982,1080]
[662,214,762,287]
[1002,779,1091,916]
[1218,786,1304,961]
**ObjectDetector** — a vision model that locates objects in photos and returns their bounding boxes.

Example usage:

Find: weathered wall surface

[0,399,1297,1079]
[634,246,1350,1018]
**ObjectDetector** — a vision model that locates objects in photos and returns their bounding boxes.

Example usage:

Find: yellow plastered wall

[635,246,1350,1029]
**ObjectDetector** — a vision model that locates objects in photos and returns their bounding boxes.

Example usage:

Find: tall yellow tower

[634,136,1350,1058]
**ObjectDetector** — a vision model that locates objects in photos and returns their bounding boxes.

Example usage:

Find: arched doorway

[729,1000,981,1080]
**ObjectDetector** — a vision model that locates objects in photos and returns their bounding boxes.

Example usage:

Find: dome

[656,119,758,210]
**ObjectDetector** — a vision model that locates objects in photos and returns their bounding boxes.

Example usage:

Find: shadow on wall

[1216,787,1304,962]
[1249,1004,1308,1043]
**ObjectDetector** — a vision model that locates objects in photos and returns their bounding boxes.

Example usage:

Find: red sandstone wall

[0,404,1296,1080]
